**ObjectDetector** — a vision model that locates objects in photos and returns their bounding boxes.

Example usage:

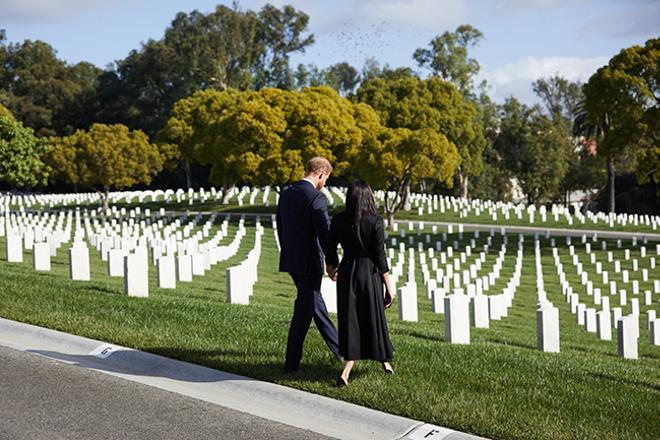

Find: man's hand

[326,264,338,281]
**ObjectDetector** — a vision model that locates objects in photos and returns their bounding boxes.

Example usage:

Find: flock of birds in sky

[308,19,433,68]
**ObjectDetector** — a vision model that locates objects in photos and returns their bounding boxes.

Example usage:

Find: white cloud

[478,55,609,104]
[0,0,127,23]
[581,1,660,39]
[494,0,571,14]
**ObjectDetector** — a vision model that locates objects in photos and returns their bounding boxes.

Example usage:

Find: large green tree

[97,3,314,137]
[495,98,572,204]
[157,88,245,190]
[0,35,101,136]
[352,126,460,225]
[579,38,659,212]
[0,108,49,188]
[47,124,165,211]
[413,24,484,97]
[162,86,380,197]
[532,75,606,205]
[355,73,485,199]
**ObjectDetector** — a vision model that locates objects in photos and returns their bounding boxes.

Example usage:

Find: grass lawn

[0,219,658,440]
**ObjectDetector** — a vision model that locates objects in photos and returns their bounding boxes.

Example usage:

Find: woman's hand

[384,289,395,309]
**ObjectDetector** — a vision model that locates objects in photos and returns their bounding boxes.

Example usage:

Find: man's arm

[310,192,338,268]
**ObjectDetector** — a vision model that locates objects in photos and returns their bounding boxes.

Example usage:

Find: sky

[0,0,658,104]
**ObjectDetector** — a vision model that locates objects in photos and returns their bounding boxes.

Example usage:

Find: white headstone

[650,319,660,346]
[470,295,490,328]
[124,251,149,297]
[107,248,124,277]
[536,304,560,353]
[398,283,418,322]
[431,288,445,314]
[6,234,23,262]
[617,315,638,359]
[596,310,612,341]
[69,243,90,281]
[444,294,470,344]
[157,255,176,289]
[320,277,337,314]
[177,254,193,282]
[226,265,249,305]
[32,242,51,271]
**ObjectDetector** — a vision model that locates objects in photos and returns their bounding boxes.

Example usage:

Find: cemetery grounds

[0,187,658,440]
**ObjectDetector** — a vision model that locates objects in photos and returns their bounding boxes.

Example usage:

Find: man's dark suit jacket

[276,180,339,276]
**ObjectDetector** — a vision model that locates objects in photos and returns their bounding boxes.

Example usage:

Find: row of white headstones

[0,186,270,209]
[1,207,263,305]
[4,185,658,232]
[315,222,659,359]
[538,237,660,359]
[2,205,658,359]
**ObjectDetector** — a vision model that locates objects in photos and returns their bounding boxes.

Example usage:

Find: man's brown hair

[304,157,333,176]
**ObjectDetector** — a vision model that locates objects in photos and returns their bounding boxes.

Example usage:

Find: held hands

[326,263,338,281]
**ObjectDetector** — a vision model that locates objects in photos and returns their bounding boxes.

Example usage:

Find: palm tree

[572,100,615,212]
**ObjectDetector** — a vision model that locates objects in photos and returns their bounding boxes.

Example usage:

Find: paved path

[0,318,487,440]
[0,345,331,440]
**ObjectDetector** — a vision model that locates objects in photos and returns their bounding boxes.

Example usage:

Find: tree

[96,3,314,137]
[47,124,164,211]
[0,110,49,188]
[352,127,460,225]
[254,4,315,89]
[495,98,571,204]
[532,76,605,206]
[413,24,484,96]
[533,75,583,121]
[194,86,377,191]
[0,37,101,136]
[469,90,513,201]
[355,74,485,199]
[579,38,659,212]
[294,63,324,88]
[322,62,359,96]
[157,88,245,190]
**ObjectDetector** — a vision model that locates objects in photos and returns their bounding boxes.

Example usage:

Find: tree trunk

[459,171,469,198]
[403,181,412,211]
[101,189,109,214]
[222,184,236,204]
[607,157,615,213]
[388,212,395,229]
[182,159,193,190]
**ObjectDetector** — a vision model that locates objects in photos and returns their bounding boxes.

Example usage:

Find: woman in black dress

[328,179,395,386]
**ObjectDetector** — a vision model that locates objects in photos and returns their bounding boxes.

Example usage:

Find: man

[276,157,341,373]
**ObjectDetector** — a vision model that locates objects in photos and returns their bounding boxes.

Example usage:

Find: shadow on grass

[591,371,660,392]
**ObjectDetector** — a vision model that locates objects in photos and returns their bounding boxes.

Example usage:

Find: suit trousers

[285,273,340,372]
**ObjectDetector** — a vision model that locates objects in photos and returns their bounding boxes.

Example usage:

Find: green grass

[0,220,658,440]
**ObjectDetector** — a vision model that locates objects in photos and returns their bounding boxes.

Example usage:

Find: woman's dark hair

[345,179,378,248]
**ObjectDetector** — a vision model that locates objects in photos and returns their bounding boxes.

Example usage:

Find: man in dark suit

[276,157,341,373]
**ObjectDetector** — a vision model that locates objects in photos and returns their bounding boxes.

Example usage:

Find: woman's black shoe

[335,376,348,387]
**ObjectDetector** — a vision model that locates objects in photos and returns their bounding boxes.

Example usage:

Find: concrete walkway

[0,317,488,440]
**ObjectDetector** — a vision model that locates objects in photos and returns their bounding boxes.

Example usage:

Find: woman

[328,179,395,386]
